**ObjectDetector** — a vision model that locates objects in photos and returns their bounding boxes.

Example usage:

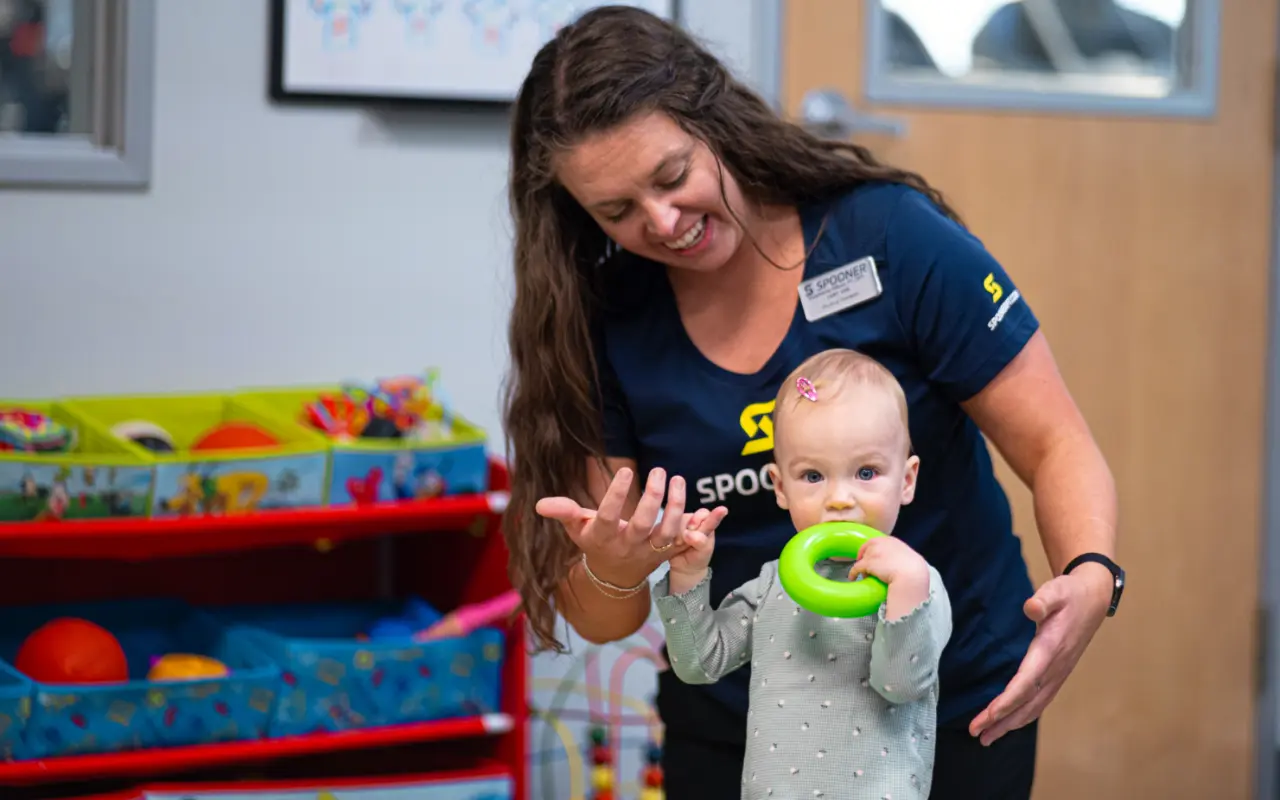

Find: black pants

[662,719,1038,799]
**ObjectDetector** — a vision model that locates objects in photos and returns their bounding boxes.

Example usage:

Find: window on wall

[867,0,1218,117]
[0,0,155,189]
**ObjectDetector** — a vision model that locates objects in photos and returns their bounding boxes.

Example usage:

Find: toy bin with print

[60,392,332,518]
[234,373,488,507]
[0,660,32,761]
[214,597,506,737]
[0,599,281,759]
[0,400,155,523]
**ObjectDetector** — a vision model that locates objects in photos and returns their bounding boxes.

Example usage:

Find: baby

[653,348,952,799]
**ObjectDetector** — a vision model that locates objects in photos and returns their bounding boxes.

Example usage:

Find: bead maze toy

[588,723,615,800]
[640,740,665,800]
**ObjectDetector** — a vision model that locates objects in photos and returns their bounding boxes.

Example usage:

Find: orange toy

[15,618,129,684]
[190,422,280,451]
[148,653,229,681]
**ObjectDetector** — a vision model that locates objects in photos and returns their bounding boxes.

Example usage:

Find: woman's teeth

[665,216,706,250]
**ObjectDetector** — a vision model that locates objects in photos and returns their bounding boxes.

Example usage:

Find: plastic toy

[777,520,890,618]
[0,408,73,453]
[110,419,176,453]
[302,393,369,440]
[364,597,444,640]
[301,371,457,443]
[15,617,129,684]
[147,653,229,681]
[414,589,520,641]
[190,421,281,451]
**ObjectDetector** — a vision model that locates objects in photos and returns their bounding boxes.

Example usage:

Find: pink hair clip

[796,377,818,402]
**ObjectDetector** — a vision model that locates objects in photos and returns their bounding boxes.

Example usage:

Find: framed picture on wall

[269,0,679,106]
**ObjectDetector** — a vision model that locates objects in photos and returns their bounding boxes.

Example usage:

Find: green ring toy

[777,520,889,617]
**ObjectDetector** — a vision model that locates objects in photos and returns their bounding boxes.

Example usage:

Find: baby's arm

[652,563,774,685]
[868,564,952,704]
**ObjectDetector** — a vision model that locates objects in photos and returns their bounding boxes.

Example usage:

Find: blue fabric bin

[0,660,32,761]
[0,599,280,759]
[212,597,506,737]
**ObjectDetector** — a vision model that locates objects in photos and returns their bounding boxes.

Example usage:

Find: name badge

[797,256,883,322]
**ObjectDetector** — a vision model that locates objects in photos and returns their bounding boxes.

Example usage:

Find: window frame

[863,0,1222,119]
[0,0,155,189]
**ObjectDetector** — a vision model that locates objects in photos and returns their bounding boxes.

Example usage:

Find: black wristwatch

[1062,553,1125,617]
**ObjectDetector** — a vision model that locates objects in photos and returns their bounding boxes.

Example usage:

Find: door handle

[799,88,907,139]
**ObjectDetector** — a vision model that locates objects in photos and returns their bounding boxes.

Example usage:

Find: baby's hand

[849,536,931,619]
[667,507,724,588]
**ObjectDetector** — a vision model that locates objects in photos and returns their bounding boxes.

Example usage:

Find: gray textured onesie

[654,559,952,800]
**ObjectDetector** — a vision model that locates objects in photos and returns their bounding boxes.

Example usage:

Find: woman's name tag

[797,256,883,322]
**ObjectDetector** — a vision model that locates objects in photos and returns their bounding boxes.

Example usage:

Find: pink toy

[414,590,521,641]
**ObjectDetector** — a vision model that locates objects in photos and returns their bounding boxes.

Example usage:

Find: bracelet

[580,553,648,599]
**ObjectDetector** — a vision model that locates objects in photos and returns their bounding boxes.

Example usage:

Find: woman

[501,7,1122,799]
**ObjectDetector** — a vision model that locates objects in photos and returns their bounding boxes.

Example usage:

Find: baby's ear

[901,455,920,505]
[766,463,789,509]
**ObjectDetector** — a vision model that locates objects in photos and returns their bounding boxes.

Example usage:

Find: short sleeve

[887,189,1040,402]
[591,328,638,460]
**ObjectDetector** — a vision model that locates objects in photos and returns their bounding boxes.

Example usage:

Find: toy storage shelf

[0,458,528,800]
[0,491,511,560]
[0,713,514,786]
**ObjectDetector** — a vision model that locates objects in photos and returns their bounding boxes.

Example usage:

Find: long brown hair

[502,5,960,653]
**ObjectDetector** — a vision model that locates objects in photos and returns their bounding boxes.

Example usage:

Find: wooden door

[782,3,1276,798]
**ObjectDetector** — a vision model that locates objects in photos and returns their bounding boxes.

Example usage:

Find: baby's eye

[801,470,823,484]
[857,467,878,481]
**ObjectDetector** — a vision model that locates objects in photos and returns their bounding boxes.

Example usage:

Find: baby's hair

[774,349,912,453]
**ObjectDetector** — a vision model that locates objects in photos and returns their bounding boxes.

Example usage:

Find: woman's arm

[960,331,1118,744]
[961,331,1117,589]
[553,456,652,645]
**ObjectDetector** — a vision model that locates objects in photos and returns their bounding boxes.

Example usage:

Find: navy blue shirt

[594,182,1039,738]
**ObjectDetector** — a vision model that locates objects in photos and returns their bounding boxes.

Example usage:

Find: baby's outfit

[654,559,952,800]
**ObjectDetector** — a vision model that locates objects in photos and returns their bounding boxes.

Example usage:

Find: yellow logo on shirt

[739,400,776,456]
[983,272,1003,303]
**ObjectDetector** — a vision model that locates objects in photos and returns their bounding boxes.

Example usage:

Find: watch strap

[1062,552,1124,617]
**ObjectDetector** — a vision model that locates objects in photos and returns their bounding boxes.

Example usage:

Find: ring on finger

[648,536,674,553]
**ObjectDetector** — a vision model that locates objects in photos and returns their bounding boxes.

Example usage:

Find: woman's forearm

[555,558,652,644]
[1032,432,1117,579]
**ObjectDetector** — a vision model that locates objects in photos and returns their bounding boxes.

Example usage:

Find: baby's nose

[825,491,856,510]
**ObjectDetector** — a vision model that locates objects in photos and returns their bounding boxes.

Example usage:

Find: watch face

[1109,567,1125,615]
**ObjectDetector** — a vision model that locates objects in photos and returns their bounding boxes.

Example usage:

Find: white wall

[0,0,772,444]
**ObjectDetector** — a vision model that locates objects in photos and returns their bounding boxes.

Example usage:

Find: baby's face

[767,383,919,541]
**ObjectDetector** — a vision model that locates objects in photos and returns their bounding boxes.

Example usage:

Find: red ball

[15,618,129,684]
[190,422,279,451]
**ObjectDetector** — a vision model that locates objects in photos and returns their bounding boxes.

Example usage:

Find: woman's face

[555,111,749,273]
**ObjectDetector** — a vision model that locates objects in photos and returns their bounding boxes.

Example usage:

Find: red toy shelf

[0,458,529,800]
[0,491,511,560]
[0,713,514,786]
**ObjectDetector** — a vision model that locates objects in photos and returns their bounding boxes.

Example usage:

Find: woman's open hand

[535,466,728,589]
[968,564,1114,745]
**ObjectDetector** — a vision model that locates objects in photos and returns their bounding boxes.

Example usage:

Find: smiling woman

[500,6,1120,800]
[555,114,747,267]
